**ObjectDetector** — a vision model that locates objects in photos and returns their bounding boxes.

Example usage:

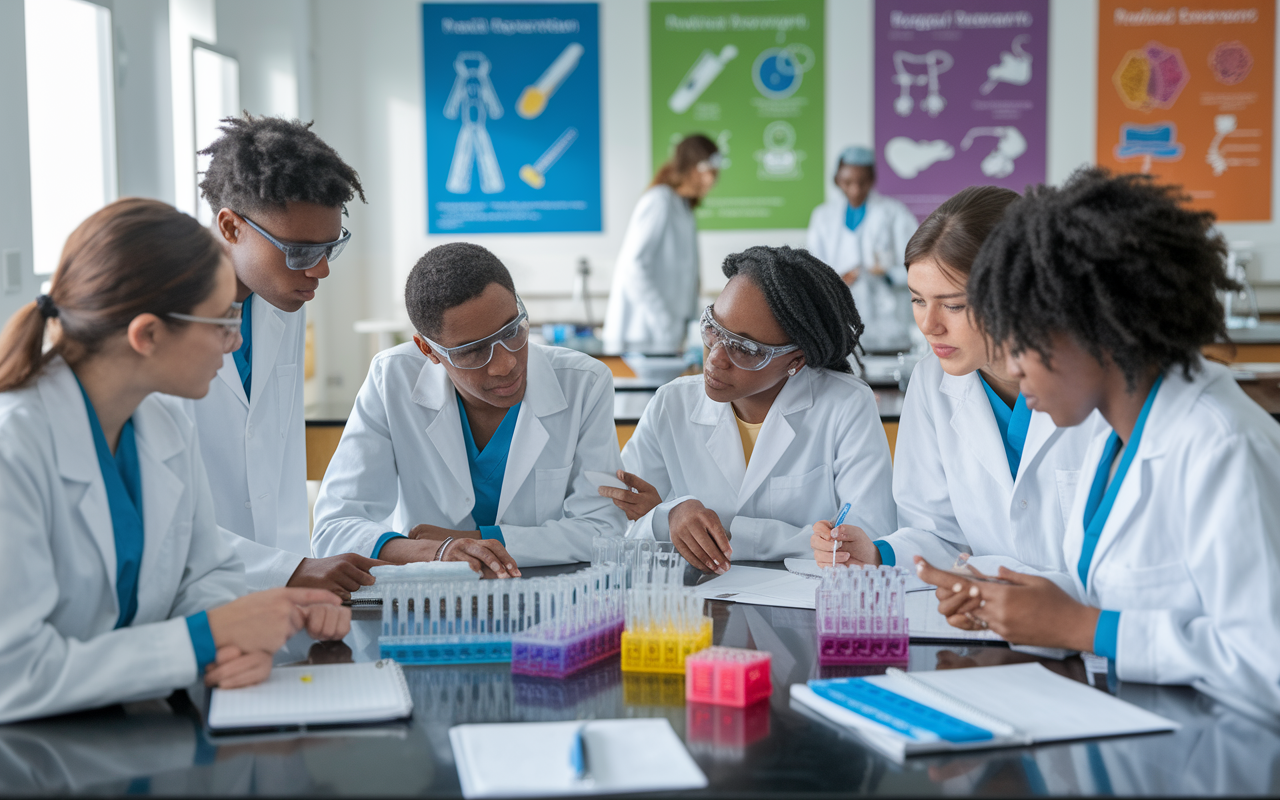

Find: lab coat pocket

[1055,469,1081,530]
[535,466,573,522]
[768,465,832,521]
[1096,560,1196,609]
[276,365,298,436]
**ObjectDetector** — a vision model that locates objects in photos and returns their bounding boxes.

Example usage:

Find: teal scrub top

[457,394,521,543]
[232,294,253,399]
[844,202,867,232]
[978,373,1032,479]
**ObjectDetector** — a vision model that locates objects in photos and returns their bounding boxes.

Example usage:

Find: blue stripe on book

[808,678,994,743]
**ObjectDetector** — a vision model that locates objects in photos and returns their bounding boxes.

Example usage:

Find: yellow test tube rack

[621,619,713,674]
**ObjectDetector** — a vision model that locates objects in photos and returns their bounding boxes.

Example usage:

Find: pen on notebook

[832,502,851,565]
[570,723,591,783]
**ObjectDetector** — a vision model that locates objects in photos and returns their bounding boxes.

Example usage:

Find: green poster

[650,0,824,230]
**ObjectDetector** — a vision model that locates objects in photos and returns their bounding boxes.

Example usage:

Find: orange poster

[1097,1,1274,221]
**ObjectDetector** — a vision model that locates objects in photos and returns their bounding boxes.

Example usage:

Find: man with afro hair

[185,114,376,597]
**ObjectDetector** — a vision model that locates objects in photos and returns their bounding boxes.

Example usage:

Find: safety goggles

[700,305,799,371]
[238,213,351,271]
[168,302,243,346]
[421,296,530,370]
[697,152,724,172]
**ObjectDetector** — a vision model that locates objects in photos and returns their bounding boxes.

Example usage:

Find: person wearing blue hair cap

[806,146,919,352]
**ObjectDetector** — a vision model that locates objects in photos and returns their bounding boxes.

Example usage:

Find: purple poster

[874,1,1048,219]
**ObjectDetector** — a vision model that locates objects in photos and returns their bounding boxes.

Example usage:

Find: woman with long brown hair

[603,134,720,353]
[0,198,348,724]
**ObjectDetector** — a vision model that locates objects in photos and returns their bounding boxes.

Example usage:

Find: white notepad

[693,565,818,609]
[450,718,708,798]
[790,662,1179,761]
[207,660,413,732]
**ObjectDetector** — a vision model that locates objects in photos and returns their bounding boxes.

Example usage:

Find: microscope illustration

[444,52,505,195]
[891,50,953,117]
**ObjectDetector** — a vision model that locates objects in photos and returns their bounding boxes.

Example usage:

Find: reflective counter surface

[3,564,1278,797]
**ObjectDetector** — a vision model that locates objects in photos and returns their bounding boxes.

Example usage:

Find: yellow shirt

[734,412,765,466]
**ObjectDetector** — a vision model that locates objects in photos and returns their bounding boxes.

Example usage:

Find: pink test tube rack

[816,565,910,665]
[684,646,772,707]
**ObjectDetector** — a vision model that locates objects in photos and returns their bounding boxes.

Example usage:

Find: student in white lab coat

[603,134,720,353]
[812,186,1106,589]
[313,244,626,572]
[0,199,349,724]
[600,245,895,570]
[806,146,919,352]
[923,168,1280,713]
[187,115,377,597]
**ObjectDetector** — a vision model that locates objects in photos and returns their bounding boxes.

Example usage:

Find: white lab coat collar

[37,358,188,614]
[408,344,567,525]
[689,366,815,510]
[1079,359,1218,582]
[216,295,287,408]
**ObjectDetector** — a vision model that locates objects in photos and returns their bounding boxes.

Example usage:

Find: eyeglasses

[420,296,530,370]
[700,305,799,371]
[238,213,351,271]
[169,303,243,347]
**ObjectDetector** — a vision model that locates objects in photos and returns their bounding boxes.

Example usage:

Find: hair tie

[35,295,58,320]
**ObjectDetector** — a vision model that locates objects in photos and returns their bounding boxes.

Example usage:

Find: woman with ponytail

[0,198,349,724]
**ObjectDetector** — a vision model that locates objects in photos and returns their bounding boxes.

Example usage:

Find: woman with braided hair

[916,168,1280,713]
[597,245,895,569]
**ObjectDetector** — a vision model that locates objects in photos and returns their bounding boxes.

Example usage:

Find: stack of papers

[207,661,413,733]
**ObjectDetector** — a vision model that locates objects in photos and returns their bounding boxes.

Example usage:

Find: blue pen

[570,724,590,783]
[832,502,851,564]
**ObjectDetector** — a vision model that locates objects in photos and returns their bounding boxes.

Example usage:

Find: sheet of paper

[905,591,1002,642]
[693,566,817,609]
[450,718,707,797]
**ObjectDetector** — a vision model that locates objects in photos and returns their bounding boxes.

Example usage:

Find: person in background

[603,134,720,354]
[600,246,895,570]
[189,115,379,599]
[312,243,626,573]
[921,168,1280,714]
[806,146,919,353]
[812,186,1107,595]
[0,199,348,724]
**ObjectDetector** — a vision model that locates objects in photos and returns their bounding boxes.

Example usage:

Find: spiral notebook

[207,660,413,733]
[790,663,1178,761]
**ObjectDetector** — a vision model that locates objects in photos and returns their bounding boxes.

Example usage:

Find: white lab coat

[0,358,246,724]
[806,191,918,352]
[882,354,1109,590]
[621,367,896,561]
[312,343,627,566]
[1063,359,1280,714]
[185,298,309,590]
[602,185,700,353]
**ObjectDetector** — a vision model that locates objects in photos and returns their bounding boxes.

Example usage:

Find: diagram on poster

[875,1,1048,218]
[423,4,601,233]
[650,0,824,230]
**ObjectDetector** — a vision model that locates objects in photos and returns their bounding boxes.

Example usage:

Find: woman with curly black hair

[919,168,1280,714]
[597,245,895,570]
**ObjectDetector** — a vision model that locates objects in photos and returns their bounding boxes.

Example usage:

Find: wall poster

[1097,1,1274,221]
[874,0,1048,220]
[649,0,825,230]
[423,3,601,233]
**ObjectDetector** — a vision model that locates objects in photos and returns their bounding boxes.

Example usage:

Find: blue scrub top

[844,202,867,232]
[232,294,253,399]
[978,374,1032,479]
[457,394,521,543]
[76,380,143,629]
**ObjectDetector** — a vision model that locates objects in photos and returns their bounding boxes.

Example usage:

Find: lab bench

[10,562,1276,797]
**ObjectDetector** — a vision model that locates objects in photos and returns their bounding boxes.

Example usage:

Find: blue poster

[423,3,601,233]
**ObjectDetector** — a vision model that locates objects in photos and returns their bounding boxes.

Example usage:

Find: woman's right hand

[669,499,731,574]
[206,587,344,655]
[597,470,661,520]
[811,520,881,567]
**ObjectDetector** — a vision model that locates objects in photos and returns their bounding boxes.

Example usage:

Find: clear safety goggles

[700,305,798,371]
[421,296,530,369]
[697,152,724,172]
[168,302,243,347]
[239,213,351,271]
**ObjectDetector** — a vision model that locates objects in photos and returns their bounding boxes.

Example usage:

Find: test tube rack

[685,646,772,707]
[591,536,687,588]
[815,565,910,665]
[620,586,712,674]
[509,563,627,679]
[378,564,623,667]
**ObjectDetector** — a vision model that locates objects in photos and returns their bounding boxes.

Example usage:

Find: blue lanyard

[1077,374,1164,588]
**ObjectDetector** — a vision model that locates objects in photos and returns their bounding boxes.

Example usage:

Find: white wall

[115,0,176,204]
[0,0,37,326]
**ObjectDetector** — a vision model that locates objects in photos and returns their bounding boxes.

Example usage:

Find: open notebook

[790,663,1178,761]
[207,661,413,733]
